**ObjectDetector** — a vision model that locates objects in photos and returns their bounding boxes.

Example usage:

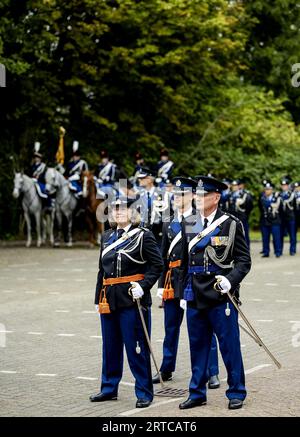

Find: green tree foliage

[244,0,300,122]
[1,0,300,236]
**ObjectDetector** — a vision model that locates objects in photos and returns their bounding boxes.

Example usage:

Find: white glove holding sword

[215,275,231,294]
[130,281,144,299]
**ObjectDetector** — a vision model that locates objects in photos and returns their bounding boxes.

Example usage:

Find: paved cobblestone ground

[0,242,300,417]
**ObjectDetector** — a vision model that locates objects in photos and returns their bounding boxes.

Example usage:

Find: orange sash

[99,274,145,314]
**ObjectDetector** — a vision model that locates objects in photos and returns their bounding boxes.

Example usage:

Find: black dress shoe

[179,398,206,410]
[89,392,117,402]
[152,371,172,384]
[228,399,243,410]
[261,254,269,258]
[208,375,220,389]
[136,399,152,408]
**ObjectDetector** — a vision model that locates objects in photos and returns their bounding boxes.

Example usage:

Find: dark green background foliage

[1,0,300,236]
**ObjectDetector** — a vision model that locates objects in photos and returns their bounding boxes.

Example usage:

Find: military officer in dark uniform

[259,181,282,257]
[152,176,196,383]
[156,149,174,188]
[65,141,88,198]
[179,176,251,410]
[30,142,48,200]
[279,178,297,256]
[152,176,220,389]
[96,150,119,197]
[228,179,253,248]
[137,167,172,245]
[90,196,164,408]
[219,178,231,212]
[293,181,300,230]
[130,152,145,192]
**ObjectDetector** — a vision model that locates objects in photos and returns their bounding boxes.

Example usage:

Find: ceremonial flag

[56,126,65,165]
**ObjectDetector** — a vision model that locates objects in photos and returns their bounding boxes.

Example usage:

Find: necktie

[117,228,125,239]
[203,218,208,230]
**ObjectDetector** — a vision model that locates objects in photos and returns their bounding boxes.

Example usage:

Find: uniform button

[192,261,195,265]
[173,254,176,258]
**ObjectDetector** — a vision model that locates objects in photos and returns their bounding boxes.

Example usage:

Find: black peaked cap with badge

[111,196,138,208]
[136,166,156,178]
[172,176,197,194]
[194,175,228,194]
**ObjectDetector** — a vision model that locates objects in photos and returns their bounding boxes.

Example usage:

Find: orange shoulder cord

[162,259,181,301]
[98,274,145,314]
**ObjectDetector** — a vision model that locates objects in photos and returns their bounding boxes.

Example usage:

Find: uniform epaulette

[139,226,150,232]
[225,212,240,223]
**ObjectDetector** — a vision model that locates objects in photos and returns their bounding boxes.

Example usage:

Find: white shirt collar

[117,224,131,233]
[200,208,217,227]
[177,207,193,222]
[149,186,155,196]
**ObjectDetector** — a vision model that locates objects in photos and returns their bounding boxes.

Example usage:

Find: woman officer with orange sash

[90,196,163,408]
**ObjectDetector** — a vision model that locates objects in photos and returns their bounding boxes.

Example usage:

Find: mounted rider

[131,152,145,191]
[65,141,88,198]
[30,142,48,201]
[156,148,174,189]
[96,150,119,199]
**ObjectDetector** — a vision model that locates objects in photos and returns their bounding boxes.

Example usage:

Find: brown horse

[81,171,106,246]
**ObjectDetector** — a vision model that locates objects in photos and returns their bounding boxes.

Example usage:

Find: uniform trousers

[161,299,219,377]
[186,301,246,401]
[100,305,153,401]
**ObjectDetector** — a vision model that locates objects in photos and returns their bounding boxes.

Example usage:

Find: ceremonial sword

[128,287,164,388]
[214,278,282,369]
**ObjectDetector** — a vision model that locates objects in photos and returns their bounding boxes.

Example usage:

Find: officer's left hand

[215,275,231,294]
[130,282,144,299]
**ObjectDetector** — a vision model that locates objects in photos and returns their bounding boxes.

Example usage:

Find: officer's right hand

[156,288,164,299]
[95,305,99,313]
[180,299,187,310]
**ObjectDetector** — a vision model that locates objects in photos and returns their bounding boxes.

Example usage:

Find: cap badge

[197,179,204,189]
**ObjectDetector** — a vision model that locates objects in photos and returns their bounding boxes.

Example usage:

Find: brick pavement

[0,243,299,417]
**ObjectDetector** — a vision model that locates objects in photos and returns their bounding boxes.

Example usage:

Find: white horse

[12,173,54,247]
[45,168,78,247]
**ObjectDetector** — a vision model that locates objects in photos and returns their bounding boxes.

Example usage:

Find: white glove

[95,305,99,313]
[156,288,164,299]
[215,275,231,294]
[68,174,80,181]
[97,178,103,185]
[130,281,144,299]
[180,299,187,310]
